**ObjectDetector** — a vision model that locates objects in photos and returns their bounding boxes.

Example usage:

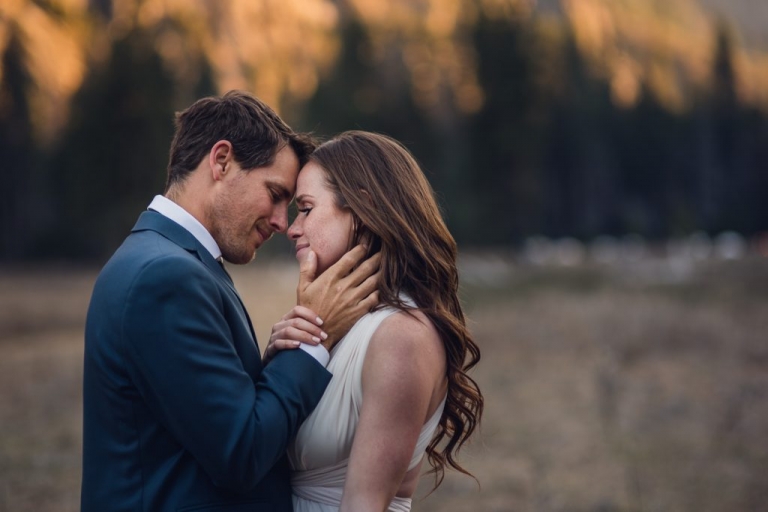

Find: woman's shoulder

[360,306,447,424]
[365,307,446,376]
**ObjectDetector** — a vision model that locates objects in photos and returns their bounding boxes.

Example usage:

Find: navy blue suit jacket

[81,211,331,511]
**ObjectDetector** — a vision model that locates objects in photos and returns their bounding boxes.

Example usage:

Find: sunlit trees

[1,0,768,260]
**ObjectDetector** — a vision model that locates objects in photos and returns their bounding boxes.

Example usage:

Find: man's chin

[222,248,256,265]
[243,249,257,264]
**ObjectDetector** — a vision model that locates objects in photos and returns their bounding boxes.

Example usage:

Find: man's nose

[270,205,289,233]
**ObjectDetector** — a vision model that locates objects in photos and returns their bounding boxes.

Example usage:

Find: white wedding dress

[287,301,446,512]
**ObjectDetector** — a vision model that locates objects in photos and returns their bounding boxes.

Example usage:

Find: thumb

[298,250,317,290]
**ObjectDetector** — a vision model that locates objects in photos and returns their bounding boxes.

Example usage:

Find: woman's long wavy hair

[310,131,484,487]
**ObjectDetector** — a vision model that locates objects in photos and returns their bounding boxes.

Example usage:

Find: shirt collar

[147,195,222,260]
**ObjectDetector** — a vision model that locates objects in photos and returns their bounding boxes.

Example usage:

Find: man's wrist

[299,343,330,367]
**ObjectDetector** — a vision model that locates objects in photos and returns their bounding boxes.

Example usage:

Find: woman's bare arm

[340,311,446,512]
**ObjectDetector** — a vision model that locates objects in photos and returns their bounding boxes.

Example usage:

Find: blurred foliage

[1,0,768,261]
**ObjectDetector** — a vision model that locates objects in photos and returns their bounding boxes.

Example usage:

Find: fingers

[295,245,381,348]
[279,325,324,345]
[358,289,380,313]
[265,312,329,363]
[262,338,302,364]
[325,245,368,278]
[352,271,380,301]
[344,252,381,287]
[271,322,326,344]
[271,313,328,345]
[298,250,317,291]
[282,305,324,326]
[346,288,379,319]
[336,270,379,306]
[269,339,302,351]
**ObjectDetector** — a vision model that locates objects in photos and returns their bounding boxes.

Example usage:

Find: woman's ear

[348,214,370,250]
[352,217,378,258]
[358,189,373,205]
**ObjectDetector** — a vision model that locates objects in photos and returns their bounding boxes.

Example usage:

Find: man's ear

[209,140,234,181]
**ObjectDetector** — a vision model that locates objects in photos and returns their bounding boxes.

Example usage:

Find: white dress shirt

[147,195,330,367]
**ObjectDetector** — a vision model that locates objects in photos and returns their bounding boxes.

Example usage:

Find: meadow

[1,254,766,511]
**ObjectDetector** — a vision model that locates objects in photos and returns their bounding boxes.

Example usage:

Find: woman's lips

[295,243,309,257]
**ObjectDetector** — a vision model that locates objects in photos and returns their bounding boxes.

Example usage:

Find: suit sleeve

[120,255,331,491]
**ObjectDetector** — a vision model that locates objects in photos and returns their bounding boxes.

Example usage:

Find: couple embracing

[81,91,483,512]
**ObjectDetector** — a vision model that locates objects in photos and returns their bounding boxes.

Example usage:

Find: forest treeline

[1,0,766,261]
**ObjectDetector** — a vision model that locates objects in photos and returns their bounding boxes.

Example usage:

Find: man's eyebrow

[267,181,293,201]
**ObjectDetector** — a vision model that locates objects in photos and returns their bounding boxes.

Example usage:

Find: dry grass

[0,257,766,512]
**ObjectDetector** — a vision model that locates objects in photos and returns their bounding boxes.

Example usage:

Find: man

[81,91,379,511]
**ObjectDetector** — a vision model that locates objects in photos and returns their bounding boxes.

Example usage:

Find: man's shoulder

[96,230,207,295]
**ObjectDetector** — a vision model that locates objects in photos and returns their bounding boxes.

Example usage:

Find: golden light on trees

[610,53,642,108]
[109,0,340,109]
[346,0,534,115]
[2,0,768,145]
[1,0,341,143]
[734,50,768,107]
[563,0,714,111]
[0,0,91,142]
[477,0,533,21]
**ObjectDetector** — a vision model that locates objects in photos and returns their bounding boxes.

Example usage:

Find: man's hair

[165,90,315,191]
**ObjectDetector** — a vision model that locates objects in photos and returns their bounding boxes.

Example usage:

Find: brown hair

[310,131,483,487]
[166,90,315,191]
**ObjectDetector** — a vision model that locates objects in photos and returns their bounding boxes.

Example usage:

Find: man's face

[209,145,299,264]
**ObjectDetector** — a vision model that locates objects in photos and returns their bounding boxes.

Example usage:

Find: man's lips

[295,243,309,256]
[256,227,272,244]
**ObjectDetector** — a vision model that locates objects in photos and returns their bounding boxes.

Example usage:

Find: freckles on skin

[291,162,355,275]
[310,238,334,270]
[311,211,354,275]
[295,223,346,273]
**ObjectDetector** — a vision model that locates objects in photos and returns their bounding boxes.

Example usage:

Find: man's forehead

[266,144,300,197]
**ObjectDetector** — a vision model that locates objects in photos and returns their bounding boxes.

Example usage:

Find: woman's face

[288,161,354,275]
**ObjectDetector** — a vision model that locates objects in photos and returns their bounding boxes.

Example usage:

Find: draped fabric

[288,301,446,512]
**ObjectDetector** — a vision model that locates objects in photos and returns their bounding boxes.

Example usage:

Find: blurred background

[1,0,767,510]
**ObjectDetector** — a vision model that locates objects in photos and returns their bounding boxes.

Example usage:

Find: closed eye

[266,182,292,204]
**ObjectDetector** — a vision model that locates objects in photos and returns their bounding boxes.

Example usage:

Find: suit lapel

[216,258,258,347]
[131,211,259,345]
[132,210,234,290]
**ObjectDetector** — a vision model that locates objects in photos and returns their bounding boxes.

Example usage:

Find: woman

[269,131,483,511]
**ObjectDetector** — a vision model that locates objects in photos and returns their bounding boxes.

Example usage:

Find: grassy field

[0,256,766,511]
